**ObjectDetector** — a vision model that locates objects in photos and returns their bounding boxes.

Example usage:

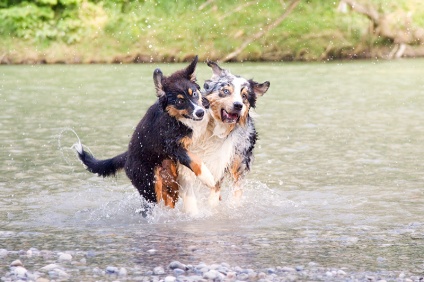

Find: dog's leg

[231,182,244,207]
[233,188,243,200]
[229,155,245,206]
[174,148,216,190]
[208,181,221,208]
[126,161,157,207]
[182,185,199,216]
[187,151,215,189]
[159,160,179,208]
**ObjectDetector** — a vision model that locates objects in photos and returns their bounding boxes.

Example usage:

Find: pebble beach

[1,247,423,282]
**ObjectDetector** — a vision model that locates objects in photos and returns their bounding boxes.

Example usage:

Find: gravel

[0,247,423,281]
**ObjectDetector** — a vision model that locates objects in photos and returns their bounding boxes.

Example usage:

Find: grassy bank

[1,0,424,64]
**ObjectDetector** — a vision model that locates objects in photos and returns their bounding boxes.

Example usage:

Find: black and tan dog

[75,56,216,209]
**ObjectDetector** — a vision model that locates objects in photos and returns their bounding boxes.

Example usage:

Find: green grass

[0,0,423,63]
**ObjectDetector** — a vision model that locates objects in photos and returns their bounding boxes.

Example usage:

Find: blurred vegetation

[0,0,423,63]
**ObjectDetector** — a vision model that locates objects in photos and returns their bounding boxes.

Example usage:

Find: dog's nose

[195,109,205,118]
[233,102,243,111]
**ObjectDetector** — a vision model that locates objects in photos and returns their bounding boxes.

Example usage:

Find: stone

[173,268,185,276]
[147,249,157,254]
[199,267,209,274]
[209,264,220,270]
[248,271,257,279]
[0,249,7,257]
[266,268,276,274]
[295,265,304,271]
[221,262,230,268]
[281,267,295,272]
[258,272,267,279]
[153,266,165,275]
[106,266,119,274]
[58,253,72,262]
[119,267,127,276]
[12,266,28,279]
[164,275,176,282]
[234,266,243,273]
[169,261,186,270]
[40,264,61,272]
[337,269,347,276]
[226,271,237,279]
[86,250,96,257]
[237,273,249,280]
[203,270,219,280]
[54,268,69,278]
[287,274,298,282]
[10,259,23,267]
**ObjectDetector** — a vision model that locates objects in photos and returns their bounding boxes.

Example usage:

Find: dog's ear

[184,55,198,82]
[206,60,224,78]
[203,80,214,94]
[153,68,165,97]
[249,80,270,97]
[202,96,210,109]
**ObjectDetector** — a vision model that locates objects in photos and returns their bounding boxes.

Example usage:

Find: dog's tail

[73,141,127,177]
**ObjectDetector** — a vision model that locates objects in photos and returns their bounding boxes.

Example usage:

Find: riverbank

[2,40,424,65]
[1,1,424,64]
[1,247,422,281]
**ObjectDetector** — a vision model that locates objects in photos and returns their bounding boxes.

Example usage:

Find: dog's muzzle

[194,108,205,120]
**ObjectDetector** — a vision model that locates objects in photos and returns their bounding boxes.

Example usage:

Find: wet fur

[177,61,270,214]
[76,57,217,209]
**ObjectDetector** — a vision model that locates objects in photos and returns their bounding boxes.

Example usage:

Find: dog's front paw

[230,189,243,207]
[198,163,215,188]
[183,193,199,216]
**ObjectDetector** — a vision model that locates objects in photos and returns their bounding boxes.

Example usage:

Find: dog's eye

[192,91,198,98]
[177,98,185,105]
[223,89,230,95]
[242,94,247,100]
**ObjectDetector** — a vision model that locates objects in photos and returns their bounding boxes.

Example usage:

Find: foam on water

[27,175,294,232]
[51,127,296,230]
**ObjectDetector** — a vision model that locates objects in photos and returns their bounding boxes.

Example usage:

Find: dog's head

[203,61,270,126]
[153,55,206,121]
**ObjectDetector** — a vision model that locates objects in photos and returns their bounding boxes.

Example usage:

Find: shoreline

[2,45,424,65]
[1,247,422,281]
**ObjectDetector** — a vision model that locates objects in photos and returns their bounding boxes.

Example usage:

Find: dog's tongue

[222,110,239,122]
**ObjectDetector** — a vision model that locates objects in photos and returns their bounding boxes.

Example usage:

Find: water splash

[57,127,93,167]
[64,179,295,230]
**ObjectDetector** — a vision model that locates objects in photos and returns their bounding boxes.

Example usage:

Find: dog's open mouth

[221,109,240,123]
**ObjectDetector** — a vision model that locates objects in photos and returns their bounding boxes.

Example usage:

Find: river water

[1,60,423,279]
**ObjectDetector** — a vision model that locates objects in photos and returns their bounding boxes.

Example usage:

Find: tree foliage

[0,0,106,43]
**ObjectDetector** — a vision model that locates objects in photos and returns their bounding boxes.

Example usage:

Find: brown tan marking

[241,87,249,98]
[166,105,189,119]
[238,103,250,126]
[188,88,193,95]
[207,94,237,134]
[160,160,179,207]
[187,151,202,176]
[219,85,234,97]
[179,136,192,149]
[154,166,164,204]
[229,154,244,183]
[177,94,184,99]
[154,161,179,208]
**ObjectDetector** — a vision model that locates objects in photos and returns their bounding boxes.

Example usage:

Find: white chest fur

[177,112,239,214]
